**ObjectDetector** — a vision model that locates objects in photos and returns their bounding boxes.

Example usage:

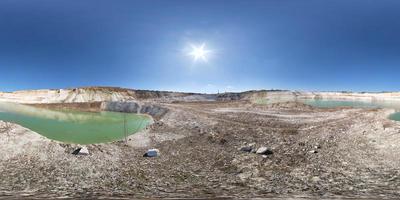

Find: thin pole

[124,113,127,144]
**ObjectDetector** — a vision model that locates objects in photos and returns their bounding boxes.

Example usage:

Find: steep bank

[30,101,169,119]
[0,87,196,104]
[2,87,400,104]
[101,101,168,119]
[216,90,400,103]
[299,91,400,102]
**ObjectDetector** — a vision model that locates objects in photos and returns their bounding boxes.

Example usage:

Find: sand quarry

[1,87,400,199]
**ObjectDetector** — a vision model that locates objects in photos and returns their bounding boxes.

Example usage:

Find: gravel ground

[0,101,400,199]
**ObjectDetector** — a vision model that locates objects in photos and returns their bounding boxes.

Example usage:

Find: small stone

[219,138,227,144]
[256,147,273,155]
[309,150,318,154]
[239,146,252,152]
[311,176,320,182]
[143,149,159,157]
[72,147,89,155]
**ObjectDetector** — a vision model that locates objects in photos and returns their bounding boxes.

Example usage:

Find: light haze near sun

[188,43,211,62]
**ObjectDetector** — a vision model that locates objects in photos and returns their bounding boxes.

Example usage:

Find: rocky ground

[1,100,400,199]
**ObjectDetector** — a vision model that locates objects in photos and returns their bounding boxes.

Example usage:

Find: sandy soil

[1,101,400,199]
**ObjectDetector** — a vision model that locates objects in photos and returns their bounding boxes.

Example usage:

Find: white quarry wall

[1,88,400,104]
[298,92,400,102]
[0,88,134,104]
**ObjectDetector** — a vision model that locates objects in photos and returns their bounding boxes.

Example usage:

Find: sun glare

[188,43,210,62]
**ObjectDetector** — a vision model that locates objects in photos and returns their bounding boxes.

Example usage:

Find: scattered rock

[309,150,318,154]
[219,138,228,144]
[72,147,89,155]
[311,176,321,182]
[239,142,256,153]
[248,142,256,147]
[239,146,253,152]
[156,121,164,126]
[256,147,273,155]
[143,149,160,157]
[237,171,253,181]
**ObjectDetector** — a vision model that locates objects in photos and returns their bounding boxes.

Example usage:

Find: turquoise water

[301,99,380,108]
[0,102,151,144]
[301,99,400,122]
[388,112,400,121]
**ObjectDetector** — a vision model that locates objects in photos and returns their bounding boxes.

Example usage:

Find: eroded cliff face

[2,87,400,104]
[0,87,195,104]
[299,91,400,102]
[214,90,301,103]
[0,88,130,103]
[220,90,400,103]
[100,101,168,119]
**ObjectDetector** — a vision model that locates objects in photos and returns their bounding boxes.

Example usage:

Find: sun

[188,43,210,62]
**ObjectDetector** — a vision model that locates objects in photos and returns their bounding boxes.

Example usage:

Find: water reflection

[0,102,151,144]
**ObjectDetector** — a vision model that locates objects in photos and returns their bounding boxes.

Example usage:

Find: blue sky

[0,0,400,93]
